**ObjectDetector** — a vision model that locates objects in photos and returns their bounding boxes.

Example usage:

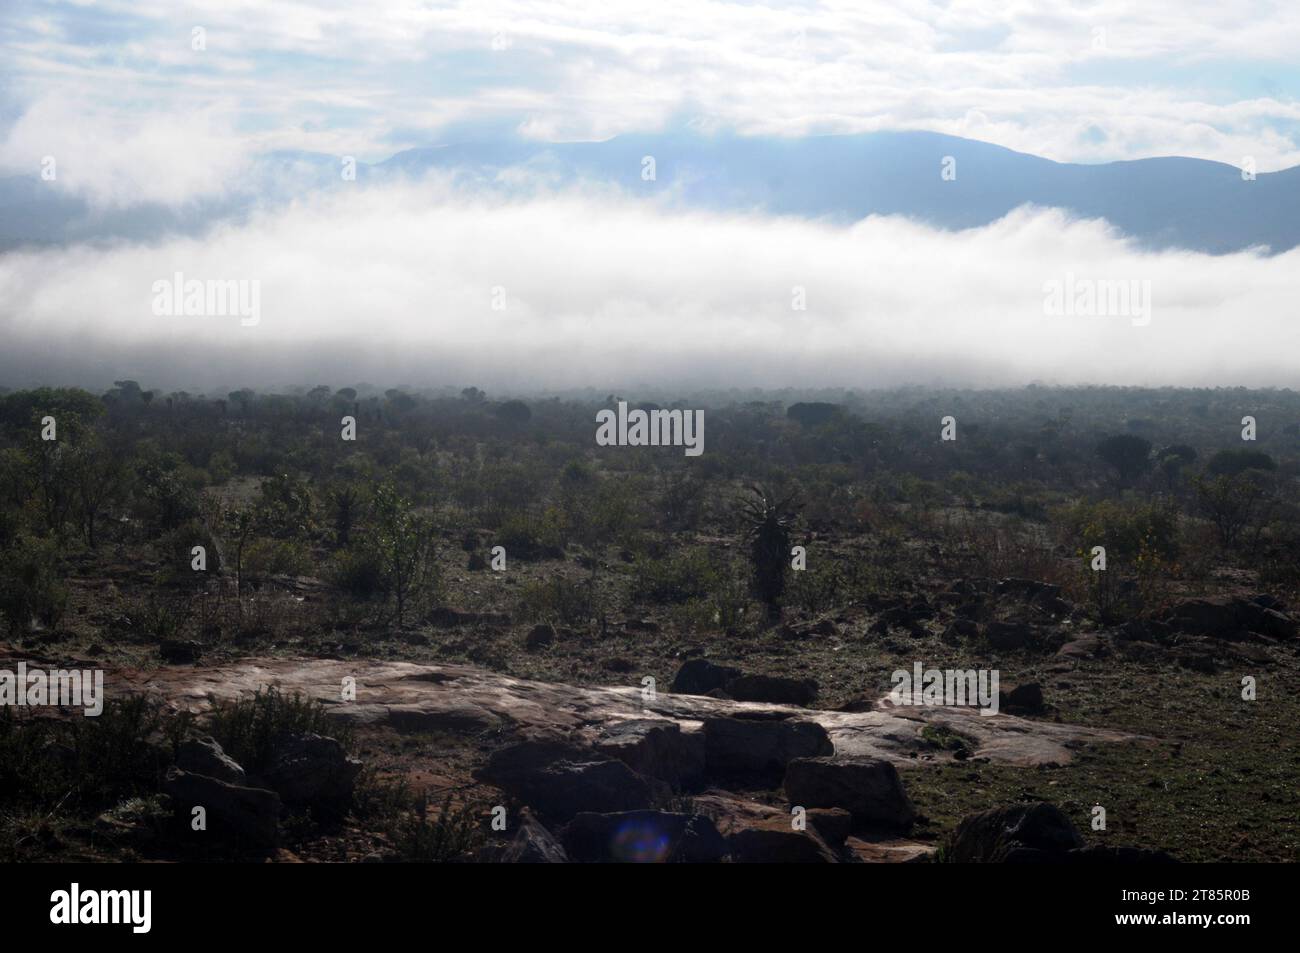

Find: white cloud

[0,179,1295,390]
[0,96,252,207]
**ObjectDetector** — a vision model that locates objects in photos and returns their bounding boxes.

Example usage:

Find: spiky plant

[736,484,801,617]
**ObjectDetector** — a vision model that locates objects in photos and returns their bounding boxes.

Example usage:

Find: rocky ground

[92,652,1141,862]
[7,570,1299,863]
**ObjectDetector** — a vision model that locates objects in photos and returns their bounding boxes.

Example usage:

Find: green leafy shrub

[630,547,718,605]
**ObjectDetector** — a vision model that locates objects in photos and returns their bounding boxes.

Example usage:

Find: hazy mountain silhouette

[2,131,1296,253]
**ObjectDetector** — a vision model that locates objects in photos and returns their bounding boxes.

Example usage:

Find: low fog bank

[1,180,1297,392]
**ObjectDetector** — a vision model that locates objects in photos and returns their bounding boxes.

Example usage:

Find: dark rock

[723,674,818,706]
[159,640,202,664]
[562,810,725,863]
[525,623,556,649]
[999,682,1045,714]
[1161,596,1296,641]
[727,828,839,863]
[163,767,280,847]
[500,810,568,863]
[176,736,246,785]
[984,621,1034,650]
[1035,596,1074,618]
[1252,607,1297,640]
[669,659,742,695]
[264,732,361,809]
[806,808,854,847]
[1057,635,1107,659]
[784,757,915,826]
[996,578,1061,600]
[476,741,653,821]
[593,719,705,788]
[781,618,838,640]
[947,802,1083,862]
[942,619,980,642]
[702,718,833,782]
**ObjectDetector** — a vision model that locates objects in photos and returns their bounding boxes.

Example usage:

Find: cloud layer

[2,0,1299,208]
[1,179,1295,392]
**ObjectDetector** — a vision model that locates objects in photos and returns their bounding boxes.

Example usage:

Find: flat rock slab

[107,657,1140,768]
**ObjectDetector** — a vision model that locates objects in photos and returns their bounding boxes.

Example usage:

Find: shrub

[205,688,347,774]
[495,507,567,560]
[515,576,592,626]
[329,546,386,599]
[0,535,67,635]
[630,547,718,605]
[388,795,485,863]
[1054,500,1180,621]
[0,697,187,859]
[242,537,314,580]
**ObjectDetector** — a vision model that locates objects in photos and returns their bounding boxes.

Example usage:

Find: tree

[1206,449,1275,477]
[1194,472,1273,548]
[1156,444,1197,490]
[493,399,531,425]
[370,483,435,626]
[68,432,126,548]
[328,483,360,548]
[1096,434,1152,485]
[736,485,801,618]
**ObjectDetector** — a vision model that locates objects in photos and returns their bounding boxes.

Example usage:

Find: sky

[0,1,1297,391]
[3,0,1300,204]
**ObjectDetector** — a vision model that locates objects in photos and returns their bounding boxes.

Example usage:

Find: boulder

[1057,635,1106,659]
[163,767,281,848]
[525,623,556,650]
[476,740,653,821]
[561,810,726,863]
[1161,596,1297,641]
[159,640,202,664]
[592,719,705,788]
[783,757,915,827]
[806,808,854,847]
[946,802,1083,862]
[500,810,568,863]
[999,682,1045,714]
[723,674,818,707]
[983,621,1034,650]
[727,828,839,863]
[669,659,742,696]
[942,619,979,642]
[264,732,362,810]
[176,735,246,786]
[702,718,833,783]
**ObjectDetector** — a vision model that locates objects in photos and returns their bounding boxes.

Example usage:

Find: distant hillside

[2,131,1297,253]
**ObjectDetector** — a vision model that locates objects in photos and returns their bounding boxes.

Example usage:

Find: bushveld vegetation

[1,381,1298,861]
